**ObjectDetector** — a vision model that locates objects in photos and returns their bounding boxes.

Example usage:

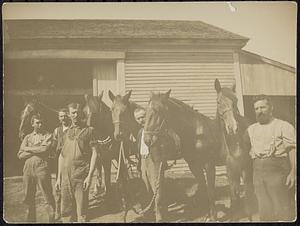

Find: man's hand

[83,176,92,191]
[129,134,136,143]
[55,179,61,191]
[286,170,295,189]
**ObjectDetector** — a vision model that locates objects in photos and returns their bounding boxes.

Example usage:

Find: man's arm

[282,121,296,189]
[17,135,34,160]
[55,153,64,191]
[83,147,98,191]
[26,134,53,154]
[286,148,296,189]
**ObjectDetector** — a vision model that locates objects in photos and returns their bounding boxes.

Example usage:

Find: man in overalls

[51,108,70,221]
[18,115,56,222]
[55,103,98,222]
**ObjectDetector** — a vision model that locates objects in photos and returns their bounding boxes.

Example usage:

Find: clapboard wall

[124,52,236,118]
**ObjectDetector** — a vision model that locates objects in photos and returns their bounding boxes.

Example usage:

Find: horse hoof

[204,215,216,222]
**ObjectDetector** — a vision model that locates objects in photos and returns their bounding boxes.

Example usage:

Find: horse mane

[168,97,210,121]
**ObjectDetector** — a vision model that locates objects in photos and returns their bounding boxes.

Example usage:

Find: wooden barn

[3,19,296,176]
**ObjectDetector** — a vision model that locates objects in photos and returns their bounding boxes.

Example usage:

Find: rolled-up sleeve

[281,121,296,152]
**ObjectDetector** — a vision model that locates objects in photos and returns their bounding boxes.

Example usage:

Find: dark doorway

[243,95,296,126]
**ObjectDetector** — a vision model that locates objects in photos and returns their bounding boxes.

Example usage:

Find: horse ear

[165,89,171,98]
[98,90,104,101]
[231,82,236,93]
[124,90,132,102]
[108,90,115,102]
[214,79,221,93]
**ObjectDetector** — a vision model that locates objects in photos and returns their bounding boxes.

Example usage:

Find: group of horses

[18,79,254,222]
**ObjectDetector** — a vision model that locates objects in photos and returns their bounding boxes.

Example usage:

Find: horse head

[108,90,134,141]
[215,78,240,135]
[19,95,40,141]
[215,78,244,158]
[83,91,113,139]
[144,89,171,147]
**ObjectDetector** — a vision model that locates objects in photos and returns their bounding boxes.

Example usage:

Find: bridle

[144,118,167,136]
[112,113,133,135]
[217,106,234,121]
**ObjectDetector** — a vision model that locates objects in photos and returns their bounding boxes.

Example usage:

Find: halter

[144,119,166,136]
[218,107,234,120]
[112,120,132,134]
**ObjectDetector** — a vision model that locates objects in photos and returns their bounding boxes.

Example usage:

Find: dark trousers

[140,156,167,222]
[253,157,292,221]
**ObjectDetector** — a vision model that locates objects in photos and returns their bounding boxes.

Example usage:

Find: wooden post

[117,59,125,95]
[233,52,245,115]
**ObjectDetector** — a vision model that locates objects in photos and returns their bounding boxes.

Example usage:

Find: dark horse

[108,90,140,142]
[83,92,115,198]
[214,78,254,220]
[143,90,219,221]
[107,90,147,219]
[85,90,141,218]
[19,95,58,141]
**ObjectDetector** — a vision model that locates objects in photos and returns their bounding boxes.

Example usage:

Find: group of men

[18,103,98,222]
[17,94,296,222]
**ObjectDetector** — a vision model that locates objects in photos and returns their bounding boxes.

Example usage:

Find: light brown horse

[214,78,254,220]
[143,90,220,221]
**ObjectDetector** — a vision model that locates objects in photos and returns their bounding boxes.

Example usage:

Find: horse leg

[242,161,254,221]
[102,156,112,199]
[204,161,217,221]
[226,158,241,220]
[187,160,212,220]
[93,161,102,198]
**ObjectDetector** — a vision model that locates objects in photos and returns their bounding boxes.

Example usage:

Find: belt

[140,154,149,159]
[253,155,287,160]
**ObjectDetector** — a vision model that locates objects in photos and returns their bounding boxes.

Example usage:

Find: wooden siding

[93,61,117,106]
[239,53,296,96]
[125,52,236,117]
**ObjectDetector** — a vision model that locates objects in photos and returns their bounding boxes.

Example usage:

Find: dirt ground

[3,164,260,223]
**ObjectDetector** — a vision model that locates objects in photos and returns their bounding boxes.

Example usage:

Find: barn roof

[240,50,295,73]
[5,19,249,41]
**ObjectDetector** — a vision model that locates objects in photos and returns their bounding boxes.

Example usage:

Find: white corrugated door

[125,52,235,118]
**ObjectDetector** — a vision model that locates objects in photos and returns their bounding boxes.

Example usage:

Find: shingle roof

[5,19,249,41]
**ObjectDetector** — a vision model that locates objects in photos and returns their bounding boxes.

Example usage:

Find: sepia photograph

[2,2,297,223]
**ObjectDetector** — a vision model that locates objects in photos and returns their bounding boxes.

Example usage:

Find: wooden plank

[116,59,125,95]
[5,88,92,96]
[233,52,245,115]
[5,50,125,59]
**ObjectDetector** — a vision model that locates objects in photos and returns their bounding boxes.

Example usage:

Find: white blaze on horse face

[218,95,238,135]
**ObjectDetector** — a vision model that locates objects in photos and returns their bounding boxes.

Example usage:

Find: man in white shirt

[244,95,295,221]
